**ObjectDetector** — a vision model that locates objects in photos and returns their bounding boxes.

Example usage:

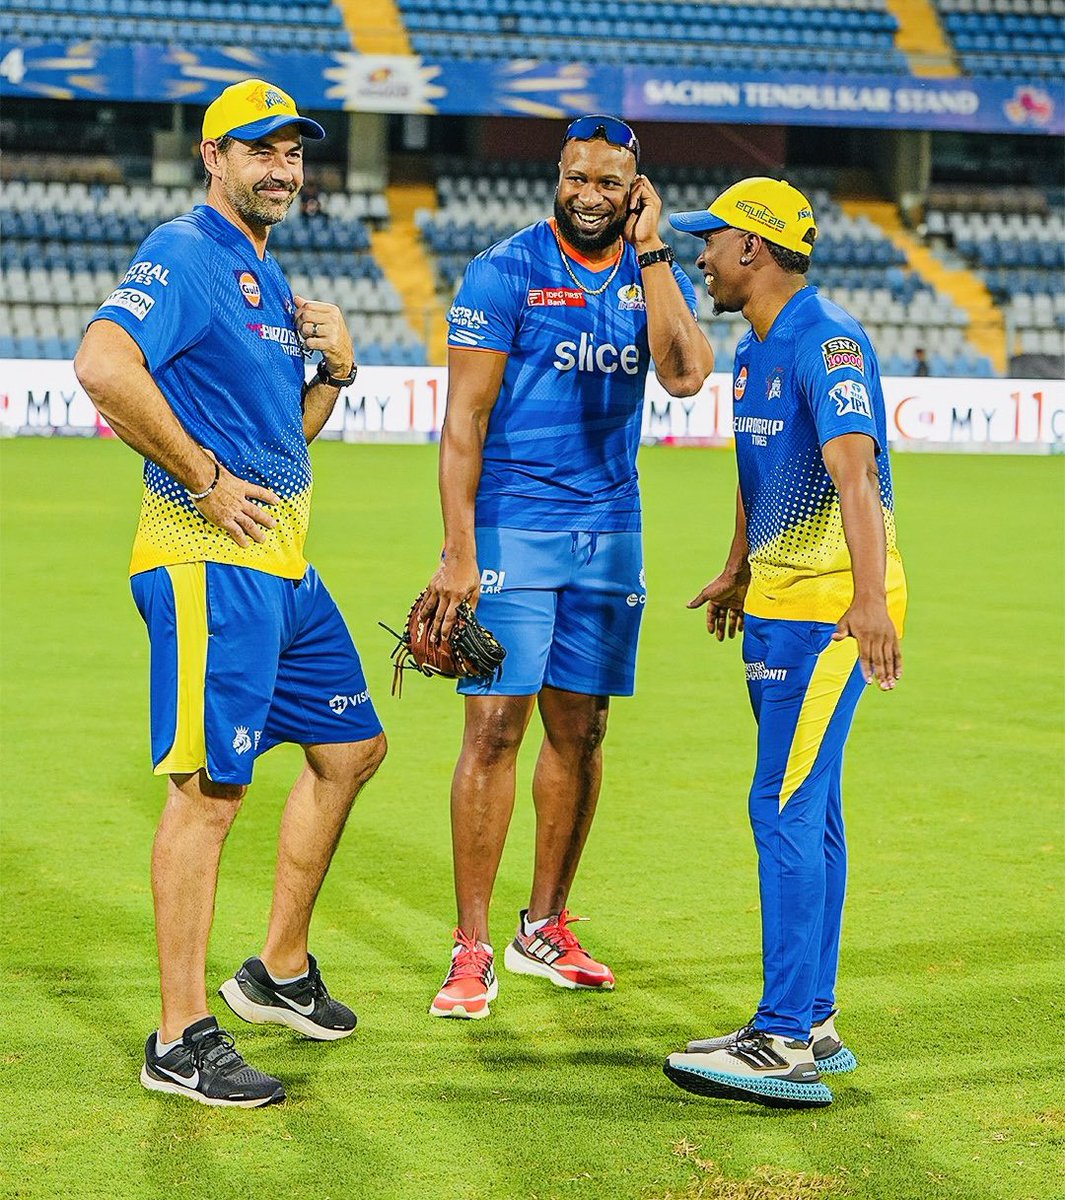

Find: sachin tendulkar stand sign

[2,360,1063,452]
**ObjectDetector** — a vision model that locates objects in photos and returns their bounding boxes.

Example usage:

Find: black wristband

[315,358,358,388]
[636,246,675,270]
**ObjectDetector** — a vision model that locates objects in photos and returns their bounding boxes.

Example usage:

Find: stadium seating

[6,0,352,52]
[933,0,1065,80]
[0,180,429,364]
[416,162,1004,377]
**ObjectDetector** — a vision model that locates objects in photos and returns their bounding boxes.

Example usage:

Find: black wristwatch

[315,358,358,388]
[636,246,675,270]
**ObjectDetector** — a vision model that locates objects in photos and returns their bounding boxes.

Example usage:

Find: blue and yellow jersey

[731,287,906,629]
[447,219,698,533]
[90,205,311,580]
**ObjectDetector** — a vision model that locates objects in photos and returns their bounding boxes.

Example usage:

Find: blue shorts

[458,528,645,697]
[130,562,383,785]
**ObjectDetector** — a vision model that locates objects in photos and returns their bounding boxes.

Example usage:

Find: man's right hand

[425,554,481,643]
[193,463,280,547]
[688,566,750,641]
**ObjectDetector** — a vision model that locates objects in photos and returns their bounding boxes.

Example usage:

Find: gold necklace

[553,224,624,296]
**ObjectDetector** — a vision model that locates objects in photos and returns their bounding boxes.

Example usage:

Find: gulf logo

[734,364,748,401]
[236,270,262,308]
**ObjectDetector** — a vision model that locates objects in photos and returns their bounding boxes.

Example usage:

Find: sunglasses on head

[562,115,640,166]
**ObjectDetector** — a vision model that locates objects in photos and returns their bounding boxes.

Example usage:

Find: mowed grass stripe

[1,439,1061,1200]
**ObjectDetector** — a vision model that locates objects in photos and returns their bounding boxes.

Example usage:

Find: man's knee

[463,703,529,767]
[543,697,609,759]
[168,771,246,836]
[306,731,387,798]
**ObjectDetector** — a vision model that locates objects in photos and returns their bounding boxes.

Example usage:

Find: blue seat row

[13,0,337,14]
[983,268,1065,298]
[958,238,1064,269]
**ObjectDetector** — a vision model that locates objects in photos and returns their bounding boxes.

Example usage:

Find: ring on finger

[311,322,319,337]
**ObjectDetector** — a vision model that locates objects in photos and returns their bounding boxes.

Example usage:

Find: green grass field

[1,440,1062,1200]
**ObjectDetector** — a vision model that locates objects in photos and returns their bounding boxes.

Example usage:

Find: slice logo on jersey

[329,690,369,715]
[103,287,155,321]
[527,288,587,308]
[554,334,639,375]
[829,378,872,418]
[246,323,302,356]
[821,336,865,374]
[616,282,645,311]
[122,261,170,288]
[236,270,262,308]
[480,569,506,594]
[767,371,783,401]
[734,364,748,401]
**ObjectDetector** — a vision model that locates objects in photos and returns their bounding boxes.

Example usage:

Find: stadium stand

[416,162,1005,377]
[933,0,1065,80]
[5,0,353,53]
[0,180,429,364]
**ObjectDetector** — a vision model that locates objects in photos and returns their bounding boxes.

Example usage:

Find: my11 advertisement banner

[2,360,1062,451]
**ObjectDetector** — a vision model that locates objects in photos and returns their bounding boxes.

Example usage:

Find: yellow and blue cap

[201,79,325,143]
[669,177,817,256]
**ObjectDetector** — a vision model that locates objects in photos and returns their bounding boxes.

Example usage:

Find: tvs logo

[528,288,587,308]
[236,270,261,308]
[821,337,865,374]
[734,364,748,401]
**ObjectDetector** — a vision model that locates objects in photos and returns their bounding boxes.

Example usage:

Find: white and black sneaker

[141,1016,285,1107]
[686,1011,857,1074]
[665,1028,833,1109]
[810,1009,858,1074]
[219,954,356,1041]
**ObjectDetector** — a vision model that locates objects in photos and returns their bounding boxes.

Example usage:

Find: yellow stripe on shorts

[156,562,209,776]
[778,636,860,812]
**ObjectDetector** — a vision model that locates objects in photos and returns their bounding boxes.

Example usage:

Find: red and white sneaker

[502,908,615,990]
[429,930,498,1019]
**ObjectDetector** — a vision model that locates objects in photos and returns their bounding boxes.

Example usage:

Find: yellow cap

[669,177,817,256]
[201,79,325,143]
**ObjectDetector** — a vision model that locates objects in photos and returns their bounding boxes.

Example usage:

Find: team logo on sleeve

[821,337,865,374]
[829,379,872,418]
[616,283,645,311]
[235,270,262,308]
[734,365,748,401]
[102,287,154,320]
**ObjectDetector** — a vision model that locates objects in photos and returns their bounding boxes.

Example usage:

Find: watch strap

[636,246,675,270]
[315,358,358,388]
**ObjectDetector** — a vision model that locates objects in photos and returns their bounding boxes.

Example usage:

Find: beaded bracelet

[186,459,220,501]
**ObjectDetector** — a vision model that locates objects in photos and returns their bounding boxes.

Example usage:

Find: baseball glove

[380,589,506,696]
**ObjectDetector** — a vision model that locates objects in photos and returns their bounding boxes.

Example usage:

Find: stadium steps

[884,0,957,76]
[840,199,1006,374]
[336,0,411,53]
[370,183,448,365]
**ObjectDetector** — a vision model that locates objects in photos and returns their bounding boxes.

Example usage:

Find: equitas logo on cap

[669,177,817,256]
[201,79,326,143]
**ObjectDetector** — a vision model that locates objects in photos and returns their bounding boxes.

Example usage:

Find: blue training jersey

[447,219,698,532]
[731,286,906,628]
[89,204,311,579]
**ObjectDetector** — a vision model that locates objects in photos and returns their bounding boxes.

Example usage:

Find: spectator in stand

[913,348,930,377]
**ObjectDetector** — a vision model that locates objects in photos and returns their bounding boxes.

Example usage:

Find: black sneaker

[219,953,357,1041]
[140,1016,285,1107]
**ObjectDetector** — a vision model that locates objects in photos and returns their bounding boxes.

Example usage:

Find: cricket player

[663,178,906,1108]
[75,79,386,1107]
[422,116,715,1019]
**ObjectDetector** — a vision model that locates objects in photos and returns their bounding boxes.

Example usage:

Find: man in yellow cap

[75,80,386,1107]
[661,178,907,1109]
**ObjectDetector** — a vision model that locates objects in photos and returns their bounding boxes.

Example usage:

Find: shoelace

[533,909,589,954]
[191,1028,243,1071]
[446,928,493,982]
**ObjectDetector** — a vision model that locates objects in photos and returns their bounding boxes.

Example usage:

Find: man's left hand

[832,598,902,691]
[294,294,355,383]
[623,175,665,253]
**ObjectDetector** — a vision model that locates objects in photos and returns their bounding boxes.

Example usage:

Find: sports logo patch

[734,200,785,233]
[734,364,748,401]
[616,282,645,311]
[829,378,872,418]
[527,288,587,308]
[236,270,261,308]
[122,261,170,288]
[821,336,864,374]
[102,287,154,321]
[767,372,783,400]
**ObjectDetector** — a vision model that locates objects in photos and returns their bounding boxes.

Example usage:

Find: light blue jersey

[447,219,698,532]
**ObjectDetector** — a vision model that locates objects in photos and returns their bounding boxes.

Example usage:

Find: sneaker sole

[815,1046,858,1074]
[218,978,355,1041]
[140,1065,285,1108]
[429,978,499,1019]
[502,943,614,990]
[663,1061,833,1109]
